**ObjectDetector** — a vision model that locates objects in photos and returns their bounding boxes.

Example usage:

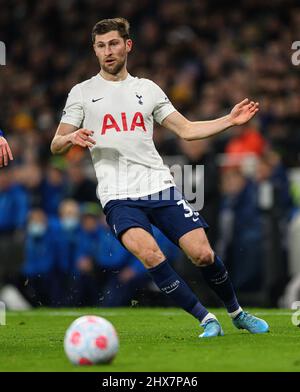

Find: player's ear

[126,39,133,53]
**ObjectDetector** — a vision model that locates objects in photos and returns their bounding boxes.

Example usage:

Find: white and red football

[64,315,119,365]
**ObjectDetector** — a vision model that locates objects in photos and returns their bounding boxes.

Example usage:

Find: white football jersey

[61,73,177,207]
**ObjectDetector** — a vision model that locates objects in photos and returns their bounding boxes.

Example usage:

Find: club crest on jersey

[101,112,146,135]
[135,93,143,105]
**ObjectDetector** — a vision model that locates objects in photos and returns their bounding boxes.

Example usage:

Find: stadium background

[0,0,300,310]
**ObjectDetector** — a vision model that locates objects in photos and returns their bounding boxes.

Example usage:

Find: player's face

[93,31,132,75]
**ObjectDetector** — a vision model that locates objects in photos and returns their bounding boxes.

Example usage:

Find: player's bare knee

[141,248,165,269]
[190,247,214,267]
[121,229,144,253]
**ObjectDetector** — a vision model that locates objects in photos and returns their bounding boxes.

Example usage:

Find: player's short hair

[92,18,130,43]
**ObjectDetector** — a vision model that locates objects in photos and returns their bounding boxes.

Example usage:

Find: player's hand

[0,136,14,167]
[229,98,259,126]
[69,128,96,148]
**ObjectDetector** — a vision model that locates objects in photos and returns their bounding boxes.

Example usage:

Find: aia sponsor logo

[101,112,146,135]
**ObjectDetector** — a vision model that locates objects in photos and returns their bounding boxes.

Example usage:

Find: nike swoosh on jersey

[92,97,104,102]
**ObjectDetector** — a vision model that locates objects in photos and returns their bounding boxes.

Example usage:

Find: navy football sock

[201,254,240,313]
[147,260,209,322]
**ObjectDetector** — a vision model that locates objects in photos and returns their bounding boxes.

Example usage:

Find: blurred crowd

[16,200,179,307]
[1,0,300,307]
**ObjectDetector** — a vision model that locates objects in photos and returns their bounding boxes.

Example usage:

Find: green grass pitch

[0,308,299,372]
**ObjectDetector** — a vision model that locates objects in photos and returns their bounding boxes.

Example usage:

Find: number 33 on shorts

[177,199,200,222]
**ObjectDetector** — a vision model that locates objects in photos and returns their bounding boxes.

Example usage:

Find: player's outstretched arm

[162,98,259,141]
[0,131,13,167]
[50,123,96,155]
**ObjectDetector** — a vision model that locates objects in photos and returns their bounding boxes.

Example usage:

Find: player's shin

[147,259,215,323]
[200,254,242,317]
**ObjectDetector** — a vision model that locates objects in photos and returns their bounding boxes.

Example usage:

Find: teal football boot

[199,318,224,338]
[233,311,269,334]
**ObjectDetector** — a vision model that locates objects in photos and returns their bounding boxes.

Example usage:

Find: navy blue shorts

[103,187,209,246]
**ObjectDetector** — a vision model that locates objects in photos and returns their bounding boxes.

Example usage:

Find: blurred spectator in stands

[225,123,267,164]
[71,202,137,306]
[41,157,68,216]
[52,199,81,306]
[11,111,35,134]
[255,149,293,220]
[217,167,263,292]
[153,125,180,156]
[179,138,220,245]
[255,150,292,304]
[0,168,28,232]
[66,162,98,203]
[20,163,43,209]
[20,209,59,306]
[70,202,104,306]
[0,168,28,286]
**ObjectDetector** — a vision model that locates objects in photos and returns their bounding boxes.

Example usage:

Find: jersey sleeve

[60,84,84,127]
[151,81,177,125]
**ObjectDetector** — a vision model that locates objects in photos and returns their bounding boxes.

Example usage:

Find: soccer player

[51,18,269,337]
[0,130,13,167]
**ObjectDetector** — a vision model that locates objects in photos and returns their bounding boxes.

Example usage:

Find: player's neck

[99,68,128,82]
